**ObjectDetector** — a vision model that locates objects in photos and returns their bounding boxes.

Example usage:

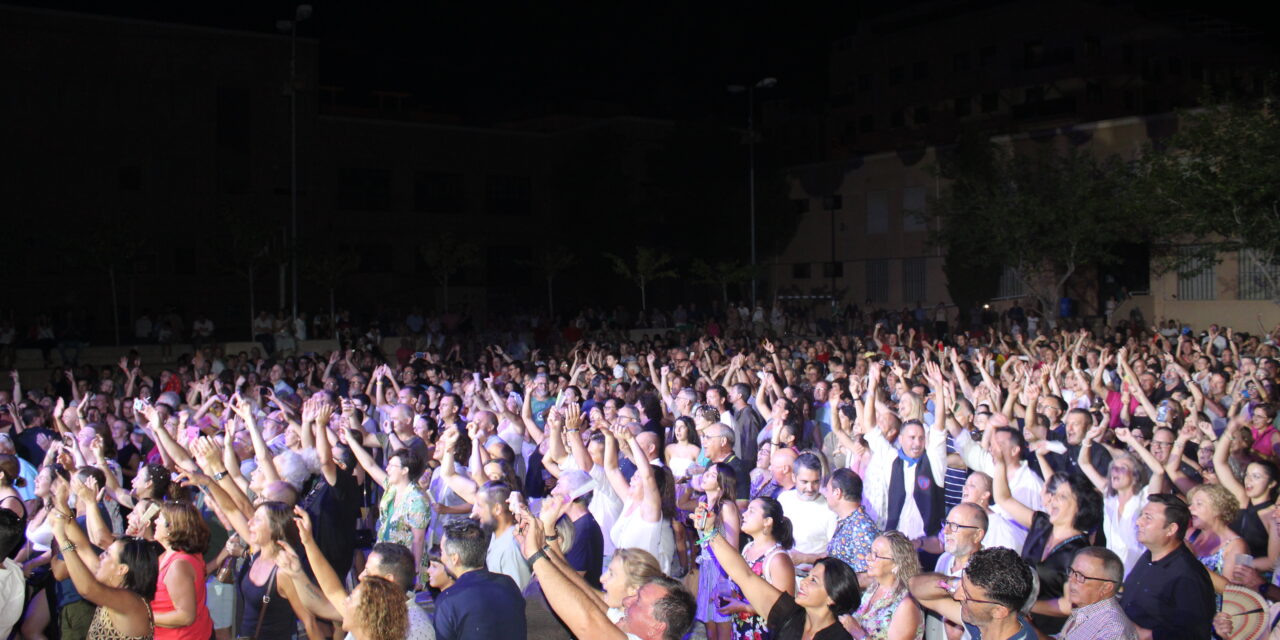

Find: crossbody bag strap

[253,566,278,640]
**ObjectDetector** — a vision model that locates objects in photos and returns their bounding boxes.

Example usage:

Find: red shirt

[152,551,213,640]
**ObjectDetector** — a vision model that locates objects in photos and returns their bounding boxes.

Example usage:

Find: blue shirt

[565,513,604,590]
[963,615,1036,640]
[828,507,878,572]
[433,569,527,640]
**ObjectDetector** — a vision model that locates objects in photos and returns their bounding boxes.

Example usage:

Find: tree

[305,250,359,331]
[520,247,576,317]
[690,259,754,304]
[1134,100,1280,303]
[419,232,481,312]
[224,218,274,341]
[930,134,1139,319]
[66,220,144,346]
[604,247,678,310]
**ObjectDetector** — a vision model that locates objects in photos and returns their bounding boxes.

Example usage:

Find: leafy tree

[930,134,1138,317]
[604,247,677,310]
[419,232,481,312]
[1134,100,1280,303]
[690,259,754,304]
[520,247,576,317]
[305,250,360,330]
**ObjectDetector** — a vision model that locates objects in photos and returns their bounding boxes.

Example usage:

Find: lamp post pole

[730,77,776,309]
[279,5,311,331]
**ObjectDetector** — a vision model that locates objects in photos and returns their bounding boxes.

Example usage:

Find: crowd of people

[1,309,1279,640]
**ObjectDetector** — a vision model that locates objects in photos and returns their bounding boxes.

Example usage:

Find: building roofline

[0,3,317,44]
[319,113,678,137]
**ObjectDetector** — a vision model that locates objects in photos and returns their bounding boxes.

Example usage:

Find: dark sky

[13,0,1277,125]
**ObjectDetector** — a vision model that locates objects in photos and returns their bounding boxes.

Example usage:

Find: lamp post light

[277,4,311,330]
[727,77,777,308]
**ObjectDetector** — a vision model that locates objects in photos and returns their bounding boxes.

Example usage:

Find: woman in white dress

[1078,426,1166,575]
[665,417,700,480]
[603,424,674,575]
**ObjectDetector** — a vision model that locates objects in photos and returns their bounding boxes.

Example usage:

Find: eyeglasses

[959,580,1004,607]
[1068,569,1118,585]
[943,520,981,532]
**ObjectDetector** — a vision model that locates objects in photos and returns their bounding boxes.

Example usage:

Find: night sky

[15,1,1277,125]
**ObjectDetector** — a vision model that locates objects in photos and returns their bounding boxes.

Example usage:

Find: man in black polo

[433,519,527,640]
[1121,494,1214,640]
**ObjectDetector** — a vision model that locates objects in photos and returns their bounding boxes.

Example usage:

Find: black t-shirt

[300,466,361,577]
[1020,511,1089,635]
[766,593,852,640]
[13,426,55,467]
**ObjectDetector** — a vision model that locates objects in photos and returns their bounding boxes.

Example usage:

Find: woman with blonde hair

[1187,482,1247,594]
[847,531,923,640]
[601,548,665,622]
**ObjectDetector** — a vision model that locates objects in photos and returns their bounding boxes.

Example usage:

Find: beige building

[775,112,1280,331]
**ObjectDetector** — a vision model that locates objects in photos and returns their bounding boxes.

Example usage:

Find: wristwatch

[213,471,228,481]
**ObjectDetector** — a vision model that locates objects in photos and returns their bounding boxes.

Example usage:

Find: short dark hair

[965,547,1034,612]
[794,452,823,478]
[1149,493,1192,541]
[644,575,696,640]
[159,502,211,555]
[370,542,417,591]
[1073,546,1124,583]
[478,480,513,511]
[827,468,862,503]
[389,449,424,482]
[1046,473,1102,532]
[442,519,489,569]
[994,426,1027,456]
[815,557,861,616]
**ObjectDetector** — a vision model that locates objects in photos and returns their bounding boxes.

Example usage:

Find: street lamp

[278,4,311,332]
[728,77,777,308]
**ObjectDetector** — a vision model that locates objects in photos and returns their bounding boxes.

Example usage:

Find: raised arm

[347,430,388,489]
[616,425,660,522]
[601,425,631,500]
[1076,426,1108,493]
[991,455,1035,528]
[694,504,782,622]
[1215,418,1249,506]
[1116,427,1167,494]
[49,513,150,627]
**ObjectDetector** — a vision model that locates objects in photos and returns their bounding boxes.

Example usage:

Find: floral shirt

[828,507,878,572]
[377,485,429,580]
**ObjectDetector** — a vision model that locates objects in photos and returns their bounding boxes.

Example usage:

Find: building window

[823,262,845,278]
[859,114,875,132]
[118,166,141,191]
[954,52,970,72]
[902,257,927,303]
[792,263,812,279]
[979,45,998,69]
[998,266,1027,298]
[336,168,391,211]
[1239,248,1279,300]
[1177,247,1215,300]
[954,96,972,117]
[1024,41,1045,68]
[890,108,905,128]
[981,92,999,113]
[866,259,889,303]
[902,186,928,231]
[1083,36,1101,57]
[913,60,930,80]
[486,175,532,216]
[914,106,931,124]
[866,191,889,234]
[413,171,465,213]
[888,67,904,86]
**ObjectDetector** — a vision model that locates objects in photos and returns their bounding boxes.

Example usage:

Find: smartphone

[1155,403,1170,423]
[1238,554,1255,568]
[132,398,148,413]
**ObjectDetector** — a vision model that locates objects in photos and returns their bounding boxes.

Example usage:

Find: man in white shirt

[779,453,838,559]
[960,471,1026,552]
[955,423,1044,517]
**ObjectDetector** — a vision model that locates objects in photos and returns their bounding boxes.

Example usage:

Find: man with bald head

[924,502,988,640]
[753,447,796,500]
[960,471,1024,551]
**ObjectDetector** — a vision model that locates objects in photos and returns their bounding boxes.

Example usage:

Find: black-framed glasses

[943,520,981,532]
[1068,569,1118,585]
[959,580,1004,607]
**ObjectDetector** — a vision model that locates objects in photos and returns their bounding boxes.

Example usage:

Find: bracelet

[61,542,76,552]
[545,532,560,541]
[696,527,721,547]
[526,545,550,570]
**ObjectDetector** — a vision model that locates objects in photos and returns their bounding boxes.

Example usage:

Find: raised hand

[292,506,315,546]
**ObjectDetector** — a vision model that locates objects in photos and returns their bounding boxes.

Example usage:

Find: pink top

[152,551,213,640]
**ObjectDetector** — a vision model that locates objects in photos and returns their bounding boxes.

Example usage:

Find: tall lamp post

[277,4,312,330]
[727,77,777,308]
